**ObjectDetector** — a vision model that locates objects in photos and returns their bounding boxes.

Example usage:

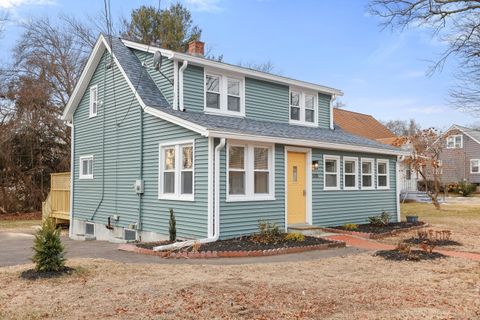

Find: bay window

[324,155,340,190]
[289,89,317,126]
[159,141,194,201]
[205,71,244,116]
[227,142,274,201]
[361,158,374,189]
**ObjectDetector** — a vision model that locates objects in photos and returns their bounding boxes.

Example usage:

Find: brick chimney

[187,40,205,57]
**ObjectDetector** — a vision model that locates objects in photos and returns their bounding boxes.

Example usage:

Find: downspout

[179,60,188,111]
[396,155,401,222]
[137,106,144,232]
[173,60,179,110]
[153,138,226,251]
[66,121,74,238]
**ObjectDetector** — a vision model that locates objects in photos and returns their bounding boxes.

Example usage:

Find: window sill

[204,109,245,118]
[158,194,195,202]
[377,187,390,190]
[361,187,375,190]
[323,187,341,191]
[226,195,276,202]
[289,120,318,127]
[79,176,94,180]
[343,187,359,191]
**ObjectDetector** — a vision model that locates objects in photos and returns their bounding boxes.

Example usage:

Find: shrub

[284,232,305,242]
[451,181,477,197]
[343,223,358,231]
[169,208,176,242]
[368,211,390,227]
[252,220,282,244]
[32,219,66,273]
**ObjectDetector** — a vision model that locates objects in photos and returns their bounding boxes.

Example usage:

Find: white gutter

[179,60,188,111]
[66,121,74,238]
[153,138,226,251]
[396,155,401,222]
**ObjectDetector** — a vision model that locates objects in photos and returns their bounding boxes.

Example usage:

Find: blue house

[62,35,406,242]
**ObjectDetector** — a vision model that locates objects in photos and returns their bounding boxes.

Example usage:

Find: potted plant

[406,215,418,223]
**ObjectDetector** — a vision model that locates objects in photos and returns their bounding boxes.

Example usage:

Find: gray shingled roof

[111,37,402,153]
[454,125,480,144]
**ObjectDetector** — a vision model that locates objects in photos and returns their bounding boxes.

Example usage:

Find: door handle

[303,190,306,196]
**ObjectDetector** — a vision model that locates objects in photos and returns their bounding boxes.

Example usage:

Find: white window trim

[89,85,98,118]
[79,155,94,180]
[377,159,390,190]
[204,69,245,117]
[446,134,463,149]
[158,139,195,201]
[361,158,375,190]
[324,155,340,191]
[471,159,480,174]
[289,87,318,127]
[226,141,275,202]
[343,156,358,190]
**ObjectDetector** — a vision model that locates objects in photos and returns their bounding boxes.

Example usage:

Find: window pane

[345,175,356,187]
[305,94,314,109]
[229,171,245,194]
[254,148,268,170]
[305,109,314,123]
[292,166,298,182]
[88,159,92,175]
[378,162,387,174]
[164,148,175,170]
[345,161,355,174]
[378,176,387,187]
[254,172,269,194]
[227,96,240,112]
[326,174,337,187]
[181,171,193,194]
[163,172,175,193]
[227,79,240,96]
[82,160,88,175]
[472,160,479,173]
[206,92,220,109]
[229,146,244,169]
[206,75,219,92]
[362,162,372,174]
[290,91,300,106]
[325,160,337,173]
[362,175,372,187]
[290,106,300,120]
[182,146,193,169]
[406,169,411,180]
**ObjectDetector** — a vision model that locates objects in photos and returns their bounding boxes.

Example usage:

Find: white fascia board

[62,35,108,121]
[122,39,343,97]
[449,124,480,145]
[207,131,409,156]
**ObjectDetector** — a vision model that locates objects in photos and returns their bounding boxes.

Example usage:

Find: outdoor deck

[42,172,71,224]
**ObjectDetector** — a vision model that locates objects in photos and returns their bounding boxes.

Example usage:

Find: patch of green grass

[0,219,42,229]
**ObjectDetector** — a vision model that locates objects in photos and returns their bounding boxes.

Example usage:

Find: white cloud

[0,0,55,9]
[185,0,221,12]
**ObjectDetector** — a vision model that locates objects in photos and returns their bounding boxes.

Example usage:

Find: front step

[288,225,337,237]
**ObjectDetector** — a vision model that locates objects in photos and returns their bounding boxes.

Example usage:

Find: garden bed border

[119,240,346,259]
[320,223,428,239]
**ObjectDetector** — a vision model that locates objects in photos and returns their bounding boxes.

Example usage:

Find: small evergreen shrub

[169,208,176,242]
[32,219,66,273]
[343,223,358,231]
[452,181,477,197]
[284,232,305,242]
[252,220,282,244]
[368,211,390,227]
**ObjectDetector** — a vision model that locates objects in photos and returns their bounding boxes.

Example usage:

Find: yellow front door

[287,152,307,225]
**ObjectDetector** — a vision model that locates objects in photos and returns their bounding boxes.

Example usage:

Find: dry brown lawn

[0,254,479,320]
[380,202,480,252]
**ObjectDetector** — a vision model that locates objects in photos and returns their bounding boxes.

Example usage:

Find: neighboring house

[333,109,419,193]
[62,35,406,242]
[437,124,480,186]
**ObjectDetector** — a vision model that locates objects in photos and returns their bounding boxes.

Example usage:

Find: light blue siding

[312,150,398,226]
[318,93,331,129]
[245,78,289,123]
[183,64,204,112]
[73,51,208,239]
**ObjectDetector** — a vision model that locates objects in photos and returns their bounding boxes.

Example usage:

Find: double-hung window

[205,72,244,116]
[446,135,463,149]
[289,89,317,126]
[159,141,194,201]
[361,158,374,189]
[343,157,358,190]
[324,155,340,190]
[377,159,390,189]
[471,159,480,174]
[227,142,274,201]
[89,85,98,117]
[79,155,94,179]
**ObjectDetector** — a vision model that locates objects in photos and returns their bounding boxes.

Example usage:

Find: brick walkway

[325,234,480,262]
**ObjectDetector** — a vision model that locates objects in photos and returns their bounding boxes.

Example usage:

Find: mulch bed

[375,249,446,262]
[20,267,76,280]
[322,221,427,239]
[404,237,462,247]
[0,211,41,221]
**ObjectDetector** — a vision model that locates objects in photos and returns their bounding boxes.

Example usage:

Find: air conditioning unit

[85,222,95,236]
[124,229,137,241]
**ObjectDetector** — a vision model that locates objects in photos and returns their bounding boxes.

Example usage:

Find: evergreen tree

[32,219,66,272]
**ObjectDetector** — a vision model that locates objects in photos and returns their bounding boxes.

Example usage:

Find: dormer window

[289,89,317,126]
[205,71,244,116]
[446,135,463,149]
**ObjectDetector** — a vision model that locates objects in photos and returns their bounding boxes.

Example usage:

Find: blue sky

[0,0,475,130]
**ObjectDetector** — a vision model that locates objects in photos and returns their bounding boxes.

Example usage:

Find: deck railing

[42,172,71,224]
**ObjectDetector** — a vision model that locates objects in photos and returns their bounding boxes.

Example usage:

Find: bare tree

[383,119,422,136]
[237,60,278,74]
[369,0,480,115]
[0,12,7,37]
